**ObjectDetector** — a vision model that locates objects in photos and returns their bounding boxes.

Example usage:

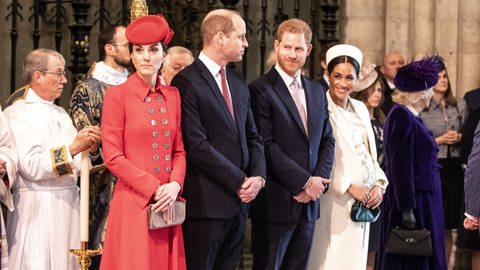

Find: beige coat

[308,94,387,270]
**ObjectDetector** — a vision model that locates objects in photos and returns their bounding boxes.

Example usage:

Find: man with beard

[68,24,130,270]
[249,18,334,270]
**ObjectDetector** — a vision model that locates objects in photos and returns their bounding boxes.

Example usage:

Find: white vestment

[0,107,18,270]
[4,89,80,270]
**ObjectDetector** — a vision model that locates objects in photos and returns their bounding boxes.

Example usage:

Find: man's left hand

[237,176,264,203]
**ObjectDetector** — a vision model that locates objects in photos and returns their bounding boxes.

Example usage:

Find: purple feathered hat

[394,56,442,92]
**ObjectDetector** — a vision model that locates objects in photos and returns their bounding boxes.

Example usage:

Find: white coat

[308,94,387,270]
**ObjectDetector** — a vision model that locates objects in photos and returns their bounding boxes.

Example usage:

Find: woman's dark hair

[327,55,361,76]
[437,59,457,106]
[350,76,386,122]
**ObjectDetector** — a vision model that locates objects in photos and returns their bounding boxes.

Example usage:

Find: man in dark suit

[249,18,335,270]
[461,87,480,161]
[170,9,266,270]
[379,52,405,114]
[459,87,480,268]
[464,121,480,231]
[318,41,338,91]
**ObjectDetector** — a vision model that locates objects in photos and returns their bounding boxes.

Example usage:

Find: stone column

[434,0,459,94]
[342,0,386,65]
[457,0,480,95]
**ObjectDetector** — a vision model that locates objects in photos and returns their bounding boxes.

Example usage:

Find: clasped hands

[69,126,102,156]
[439,130,461,145]
[293,176,330,203]
[151,181,181,224]
[464,216,480,230]
[348,184,383,209]
[237,176,264,203]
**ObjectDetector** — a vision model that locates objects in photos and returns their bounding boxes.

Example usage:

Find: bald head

[381,52,405,83]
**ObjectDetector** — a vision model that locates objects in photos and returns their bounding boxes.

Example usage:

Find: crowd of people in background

[0,7,479,270]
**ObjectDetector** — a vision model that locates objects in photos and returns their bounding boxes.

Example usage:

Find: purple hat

[394,56,442,92]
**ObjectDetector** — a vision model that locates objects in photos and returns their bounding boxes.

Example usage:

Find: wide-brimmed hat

[352,63,378,92]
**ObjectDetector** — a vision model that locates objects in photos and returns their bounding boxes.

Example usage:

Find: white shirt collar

[386,79,395,89]
[199,52,222,77]
[323,74,330,87]
[26,87,54,104]
[91,61,129,86]
[275,64,302,89]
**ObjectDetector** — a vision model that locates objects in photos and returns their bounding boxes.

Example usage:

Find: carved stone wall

[342,0,480,97]
[1,0,479,108]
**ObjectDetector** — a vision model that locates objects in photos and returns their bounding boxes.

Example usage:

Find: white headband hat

[326,44,363,68]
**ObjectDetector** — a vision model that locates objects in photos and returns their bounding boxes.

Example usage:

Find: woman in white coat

[308,44,388,270]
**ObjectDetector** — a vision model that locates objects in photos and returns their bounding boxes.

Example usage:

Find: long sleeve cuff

[51,145,73,176]
[465,212,479,220]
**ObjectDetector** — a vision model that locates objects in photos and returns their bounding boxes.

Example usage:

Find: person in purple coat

[377,56,447,270]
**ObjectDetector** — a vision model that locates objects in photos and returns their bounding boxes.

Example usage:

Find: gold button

[145,96,152,103]
[165,154,171,161]
[152,131,158,138]
[148,108,155,114]
[154,167,160,173]
[164,143,170,149]
[160,107,167,113]
[162,118,168,125]
[165,167,172,173]
[151,120,157,126]
[152,143,159,150]
[157,96,164,102]
[153,154,159,161]
[163,130,170,137]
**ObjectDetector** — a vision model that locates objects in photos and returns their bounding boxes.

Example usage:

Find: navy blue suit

[318,77,329,92]
[171,59,266,270]
[249,67,334,270]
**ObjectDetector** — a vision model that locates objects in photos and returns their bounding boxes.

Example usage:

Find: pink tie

[291,78,308,135]
[220,67,235,122]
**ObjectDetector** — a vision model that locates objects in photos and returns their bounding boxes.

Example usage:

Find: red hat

[126,14,174,45]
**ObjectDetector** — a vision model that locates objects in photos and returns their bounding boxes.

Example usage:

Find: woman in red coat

[100,14,186,270]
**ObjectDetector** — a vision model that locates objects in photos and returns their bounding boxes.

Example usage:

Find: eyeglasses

[42,70,66,79]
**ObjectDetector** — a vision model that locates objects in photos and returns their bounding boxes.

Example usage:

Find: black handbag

[386,227,433,256]
[350,200,380,222]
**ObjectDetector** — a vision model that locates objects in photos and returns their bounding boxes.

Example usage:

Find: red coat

[100,73,186,270]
